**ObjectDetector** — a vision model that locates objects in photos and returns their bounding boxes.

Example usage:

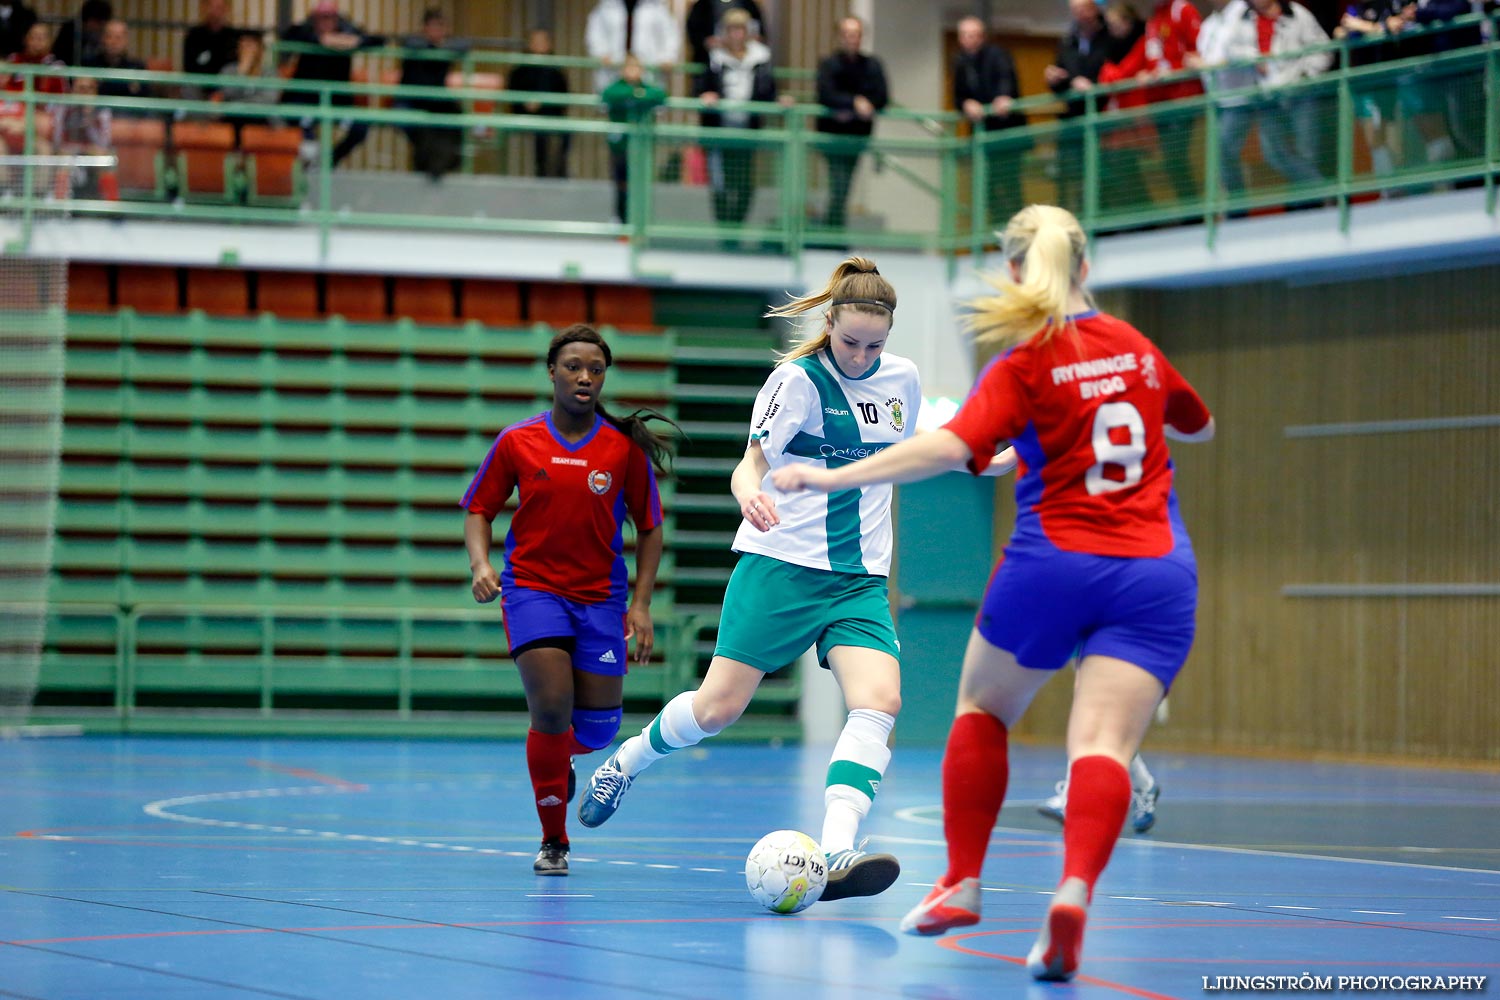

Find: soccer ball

[745,830,827,914]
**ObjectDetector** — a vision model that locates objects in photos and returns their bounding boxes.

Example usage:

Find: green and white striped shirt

[736,349,922,576]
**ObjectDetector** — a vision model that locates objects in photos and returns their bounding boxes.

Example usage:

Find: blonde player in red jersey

[773,204,1214,982]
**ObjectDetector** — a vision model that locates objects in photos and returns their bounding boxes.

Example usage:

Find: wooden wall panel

[1004,270,1500,762]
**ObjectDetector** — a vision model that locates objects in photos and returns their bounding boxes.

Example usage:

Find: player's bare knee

[693,696,743,734]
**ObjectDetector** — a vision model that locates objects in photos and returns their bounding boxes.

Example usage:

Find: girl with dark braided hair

[461,323,678,876]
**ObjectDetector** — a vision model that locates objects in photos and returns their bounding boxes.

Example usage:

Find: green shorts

[713,552,901,673]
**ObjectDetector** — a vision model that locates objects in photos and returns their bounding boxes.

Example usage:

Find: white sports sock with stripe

[614,691,711,778]
[821,708,895,854]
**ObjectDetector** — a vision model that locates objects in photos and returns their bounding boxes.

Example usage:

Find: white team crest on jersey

[886,397,905,432]
[1142,353,1160,389]
[587,470,613,495]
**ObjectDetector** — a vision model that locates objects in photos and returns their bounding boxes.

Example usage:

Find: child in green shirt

[600,55,666,225]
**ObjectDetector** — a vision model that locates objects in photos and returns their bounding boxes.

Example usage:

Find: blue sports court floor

[3,736,1497,999]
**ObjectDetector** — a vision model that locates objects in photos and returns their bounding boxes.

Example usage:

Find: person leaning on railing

[1392,0,1471,169]
[215,31,282,135]
[601,54,666,226]
[1335,0,1414,182]
[1114,0,1204,205]
[695,8,785,250]
[1219,0,1331,191]
[507,28,572,180]
[815,15,888,241]
[396,8,468,183]
[86,18,153,118]
[278,0,385,169]
[0,21,60,158]
[953,15,1029,234]
[1045,0,1141,213]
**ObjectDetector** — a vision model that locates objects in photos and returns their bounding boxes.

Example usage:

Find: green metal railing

[2,15,1494,269]
[23,601,724,736]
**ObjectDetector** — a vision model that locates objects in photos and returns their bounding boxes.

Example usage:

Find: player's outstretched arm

[464,511,501,603]
[978,446,1018,477]
[774,429,972,494]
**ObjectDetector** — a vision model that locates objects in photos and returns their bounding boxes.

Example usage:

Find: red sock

[1061,755,1131,899]
[526,728,572,844]
[940,711,1009,885]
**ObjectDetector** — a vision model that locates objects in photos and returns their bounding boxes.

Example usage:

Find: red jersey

[461,411,663,606]
[944,310,1210,558]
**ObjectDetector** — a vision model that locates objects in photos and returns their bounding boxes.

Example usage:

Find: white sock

[821,708,895,854]
[614,691,711,777]
[1371,146,1395,177]
[1128,753,1155,792]
[1425,136,1456,165]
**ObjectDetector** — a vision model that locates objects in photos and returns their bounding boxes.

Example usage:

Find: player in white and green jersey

[579,258,918,901]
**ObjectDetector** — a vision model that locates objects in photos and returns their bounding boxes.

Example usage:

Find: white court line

[1353,910,1403,915]
[1269,905,1318,910]
[891,804,1500,875]
[526,894,595,898]
[1442,916,1496,922]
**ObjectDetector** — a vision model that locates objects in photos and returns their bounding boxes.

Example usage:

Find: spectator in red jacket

[1113,0,1204,204]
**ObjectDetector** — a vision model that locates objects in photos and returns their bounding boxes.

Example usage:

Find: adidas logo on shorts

[599,650,618,664]
[537,795,563,807]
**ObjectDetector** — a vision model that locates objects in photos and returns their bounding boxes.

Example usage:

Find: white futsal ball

[745,830,827,914]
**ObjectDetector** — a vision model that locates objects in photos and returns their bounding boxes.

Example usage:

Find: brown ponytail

[765,256,897,364]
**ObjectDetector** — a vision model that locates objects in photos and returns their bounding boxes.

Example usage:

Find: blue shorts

[501,586,628,677]
[975,541,1197,691]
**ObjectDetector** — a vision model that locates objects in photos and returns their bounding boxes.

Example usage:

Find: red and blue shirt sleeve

[1161,353,1212,436]
[460,430,518,518]
[944,352,1030,475]
[623,443,663,533]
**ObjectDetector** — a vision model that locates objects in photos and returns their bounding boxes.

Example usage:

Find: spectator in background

[695,8,779,249]
[601,53,666,225]
[1395,0,1466,167]
[217,31,282,131]
[686,0,765,67]
[52,0,109,65]
[54,72,109,156]
[86,19,152,116]
[0,1,38,58]
[1115,0,1203,204]
[585,0,681,93]
[397,8,467,182]
[1095,3,1157,213]
[1221,0,1330,189]
[1193,0,1259,200]
[815,15,888,238]
[508,28,571,179]
[5,22,65,94]
[184,0,238,83]
[953,15,1028,233]
[279,0,384,168]
[1335,0,1407,181]
[1046,0,1138,210]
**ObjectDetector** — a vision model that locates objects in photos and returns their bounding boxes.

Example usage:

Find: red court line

[244,759,368,790]
[939,929,1181,1000]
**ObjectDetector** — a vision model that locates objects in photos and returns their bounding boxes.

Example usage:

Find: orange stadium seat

[393,277,456,324]
[239,124,304,204]
[527,283,587,327]
[110,117,167,199]
[67,263,112,312]
[256,270,321,319]
[172,121,238,201]
[115,265,179,314]
[593,284,656,331]
[461,279,523,327]
[186,268,249,317]
[325,273,387,322]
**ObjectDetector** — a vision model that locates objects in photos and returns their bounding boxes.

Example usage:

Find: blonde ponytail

[766,256,897,364]
[964,205,1089,350]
